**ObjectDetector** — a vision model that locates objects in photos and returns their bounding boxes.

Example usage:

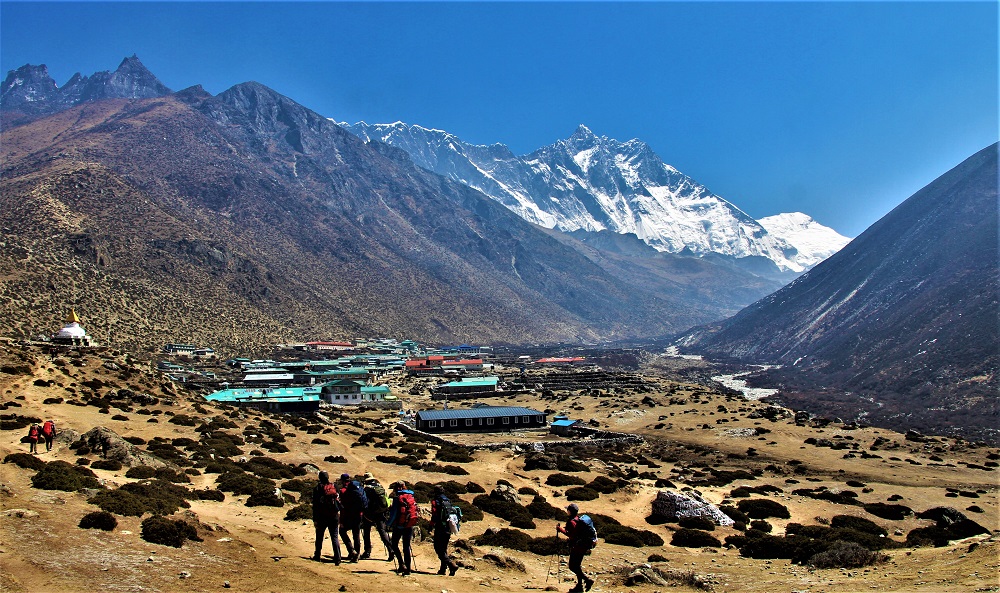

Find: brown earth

[1,342,997,593]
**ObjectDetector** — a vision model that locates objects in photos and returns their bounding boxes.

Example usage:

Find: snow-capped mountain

[757,212,851,269]
[342,121,850,272]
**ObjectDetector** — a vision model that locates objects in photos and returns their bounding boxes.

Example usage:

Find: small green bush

[31,461,103,492]
[863,503,912,521]
[737,499,790,519]
[4,453,47,471]
[473,494,535,529]
[808,541,889,569]
[671,528,722,548]
[79,511,117,531]
[140,516,202,547]
[284,503,312,521]
[565,487,599,502]
[475,528,531,551]
[125,466,157,479]
[216,471,276,496]
[194,489,225,502]
[830,515,886,536]
[527,496,566,521]
[556,456,589,473]
[91,460,123,471]
[586,476,623,494]
[246,490,284,507]
[546,473,586,487]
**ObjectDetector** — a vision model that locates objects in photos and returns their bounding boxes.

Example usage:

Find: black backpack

[437,495,462,532]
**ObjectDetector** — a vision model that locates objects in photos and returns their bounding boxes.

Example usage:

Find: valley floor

[1,343,997,593]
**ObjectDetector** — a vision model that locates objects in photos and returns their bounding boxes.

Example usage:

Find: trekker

[311,471,343,564]
[556,503,595,593]
[387,480,419,576]
[430,485,460,576]
[360,472,393,561]
[339,473,367,562]
[41,420,56,452]
[27,424,40,454]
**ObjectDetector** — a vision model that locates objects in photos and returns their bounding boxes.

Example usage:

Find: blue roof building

[415,405,545,433]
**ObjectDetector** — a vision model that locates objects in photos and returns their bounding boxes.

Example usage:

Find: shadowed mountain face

[0,71,785,353]
[678,144,999,440]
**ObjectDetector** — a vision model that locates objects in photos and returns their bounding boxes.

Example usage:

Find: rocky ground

[1,341,997,593]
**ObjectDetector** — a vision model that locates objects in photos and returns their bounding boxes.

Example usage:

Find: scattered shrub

[749,520,773,533]
[546,473,586,487]
[808,541,888,569]
[79,510,117,531]
[216,471,276,496]
[863,503,912,521]
[556,456,589,473]
[4,452,47,471]
[586,476,623,494]
[671,528,722,548]
[526,495,566,521]
[140,516,202,547]
[518,486,538,496]
[565,487,599,502]
[648,553,667,562]
[125,466,157,479]
[284,503,312,521]
[90,460,123,471]
[324,455,347,463]
[473,494,536,529]
[246,490,284,507]
[737,499,790,519]
[830,515,887,536]
[719,505,749,524]
[475,528,531,551]
[194,489,225,502]
[465,481,486,493]
[31,461,103,492]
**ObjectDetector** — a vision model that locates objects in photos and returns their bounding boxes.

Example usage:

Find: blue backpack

[576,514,598,549]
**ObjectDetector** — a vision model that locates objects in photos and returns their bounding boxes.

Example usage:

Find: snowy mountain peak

[341,120,851,272]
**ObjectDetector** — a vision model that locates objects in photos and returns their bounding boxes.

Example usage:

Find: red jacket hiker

[27,425,39,442]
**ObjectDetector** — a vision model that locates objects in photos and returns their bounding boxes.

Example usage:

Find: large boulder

[650,490,734,526]
[78,426,173,468]
[490,483,520,505]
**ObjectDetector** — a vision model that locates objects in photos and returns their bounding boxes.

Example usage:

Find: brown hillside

[1,343,997,593]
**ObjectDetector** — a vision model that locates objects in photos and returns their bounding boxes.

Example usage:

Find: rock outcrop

[650,489,734,526]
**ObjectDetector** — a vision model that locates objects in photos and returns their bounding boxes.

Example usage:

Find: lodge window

[502,417,509,424]
[466,419,473,426]
[487,418,494,425]
[514,417,519,424]
[522,416,529,423]
[429,421,437,428]
[450,419,458,427]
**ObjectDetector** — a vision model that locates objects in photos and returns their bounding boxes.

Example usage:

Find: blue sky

[1,2,996,237]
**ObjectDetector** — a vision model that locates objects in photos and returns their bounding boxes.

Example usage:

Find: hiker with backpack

[430,485,461,576]
[387,480,419,576]
[41,420,56,452]
[555,503,596,593]
[27,424,40,454]
[338,473,368,562]
[360,472,393,561]
[311,471,344,564]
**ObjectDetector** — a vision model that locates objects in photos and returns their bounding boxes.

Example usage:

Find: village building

[433,376,499,397]
[204,387,321,413]
[414,406,546,434]
[320,380,395,404]
[51,310,93,347]
[550,417,583,436]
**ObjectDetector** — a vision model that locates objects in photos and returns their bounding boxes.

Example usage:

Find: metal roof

[416,406,545,421]
[551,419,579,427]
[205,387,321,403]
[439,376,498,388]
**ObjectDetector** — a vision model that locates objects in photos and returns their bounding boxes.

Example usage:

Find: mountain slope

[0,69,781,353]
[678,143,999,440]
[344,121,850,272]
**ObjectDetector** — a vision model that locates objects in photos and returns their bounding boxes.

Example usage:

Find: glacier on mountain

[341,120,850,273]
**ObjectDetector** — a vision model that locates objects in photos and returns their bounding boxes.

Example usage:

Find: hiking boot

[359,552,370,560]
[312,554,321,562]
[437,568,447,575]
[584,578,595,591]
[568,585,585,593]
[449,565,459,576]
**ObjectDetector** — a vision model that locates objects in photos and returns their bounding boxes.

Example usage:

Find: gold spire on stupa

[67,309,81,324]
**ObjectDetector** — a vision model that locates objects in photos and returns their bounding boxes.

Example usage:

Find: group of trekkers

[311,471,462,577]
[311,471,596,592]
[25,419,57,454]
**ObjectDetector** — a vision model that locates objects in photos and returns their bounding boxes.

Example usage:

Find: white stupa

[52,309,93,346]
